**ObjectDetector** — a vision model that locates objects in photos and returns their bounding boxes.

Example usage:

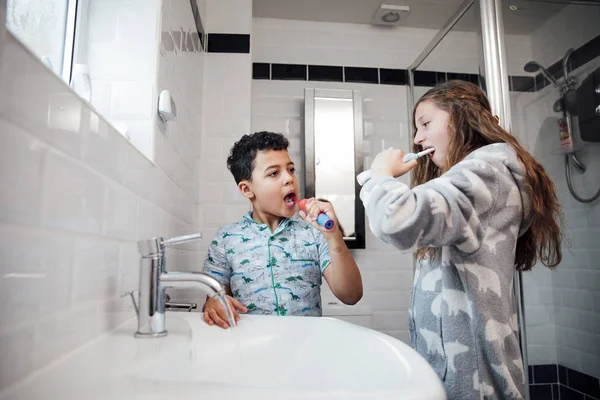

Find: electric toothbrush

[356,147,435,186]
[296,198,335,230]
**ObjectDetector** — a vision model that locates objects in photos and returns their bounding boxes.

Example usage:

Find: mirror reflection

[304,88,365,248]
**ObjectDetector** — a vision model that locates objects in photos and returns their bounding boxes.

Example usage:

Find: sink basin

[0,313,445,400]
[131,314,446,399]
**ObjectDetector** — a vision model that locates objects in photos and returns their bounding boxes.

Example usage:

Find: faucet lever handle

[137,233,202,257]
[163,233,202,247]
[121,290,139,316]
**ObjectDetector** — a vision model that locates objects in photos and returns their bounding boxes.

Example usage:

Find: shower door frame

[406,0,530,398]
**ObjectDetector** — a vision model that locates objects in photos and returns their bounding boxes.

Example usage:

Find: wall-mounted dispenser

[158,89,177,122]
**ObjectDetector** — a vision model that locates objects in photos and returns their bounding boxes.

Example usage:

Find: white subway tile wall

[510,4,600,378]
[0,0,206,391]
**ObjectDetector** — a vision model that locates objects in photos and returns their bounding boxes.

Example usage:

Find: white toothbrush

[356,148,435,186]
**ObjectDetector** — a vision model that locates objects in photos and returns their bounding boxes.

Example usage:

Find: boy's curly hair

[227,131,289,184]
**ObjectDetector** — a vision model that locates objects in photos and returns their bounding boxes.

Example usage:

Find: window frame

[61,0,78,84]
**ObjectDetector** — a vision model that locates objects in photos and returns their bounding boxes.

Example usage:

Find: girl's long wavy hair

[411,80,563,271]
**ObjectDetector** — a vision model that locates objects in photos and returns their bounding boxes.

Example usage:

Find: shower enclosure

[406,0,600,399]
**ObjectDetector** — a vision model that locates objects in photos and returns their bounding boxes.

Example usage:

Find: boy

[202,131,363,328]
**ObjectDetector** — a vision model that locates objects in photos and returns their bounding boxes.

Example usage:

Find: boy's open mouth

[284,193,296,207]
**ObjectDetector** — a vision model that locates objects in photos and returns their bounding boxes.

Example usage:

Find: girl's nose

[414,132,425,145]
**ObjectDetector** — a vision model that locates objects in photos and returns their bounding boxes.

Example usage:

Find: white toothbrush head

[357,170,371,186]
[402,153,419,163]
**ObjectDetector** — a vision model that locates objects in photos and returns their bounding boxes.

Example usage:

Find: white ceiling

[253,0,567,35]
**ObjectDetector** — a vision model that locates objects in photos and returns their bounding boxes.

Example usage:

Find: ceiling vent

[372,4,411,26]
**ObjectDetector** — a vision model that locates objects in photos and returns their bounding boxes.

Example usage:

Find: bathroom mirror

[303,88,365,249]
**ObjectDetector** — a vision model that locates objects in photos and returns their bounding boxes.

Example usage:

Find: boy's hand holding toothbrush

[297,198,340,237]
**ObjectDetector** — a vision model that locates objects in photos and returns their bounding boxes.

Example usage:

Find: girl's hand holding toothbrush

[370,148,418,180]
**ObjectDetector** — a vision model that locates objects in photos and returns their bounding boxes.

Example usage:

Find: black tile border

[414,70,438,87]
[253,63,270,80]
[379,68,407,85]
[253,62,537,92]
[528,364,600,400]
[344,66,379,84]
[207,33,250,53]
[511,76,535,92]
[561,365,569,386]
[271,63,307,80]
[530,383,553,400]
[569,368,600,399]
[552,384,559,400]
[561,384,586,400]
[534,364,558,384]
[309,65,343,82]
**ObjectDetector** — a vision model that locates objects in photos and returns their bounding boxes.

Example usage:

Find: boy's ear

[238,180,255,199]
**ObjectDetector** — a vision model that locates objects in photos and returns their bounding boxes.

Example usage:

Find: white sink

[131,314,446,399]
[0,313,445,400]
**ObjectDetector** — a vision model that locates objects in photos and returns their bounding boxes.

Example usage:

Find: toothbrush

[296,199,335,230]
[356,148,435,186]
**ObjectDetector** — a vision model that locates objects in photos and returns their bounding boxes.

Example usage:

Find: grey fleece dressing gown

[360,143,533,399]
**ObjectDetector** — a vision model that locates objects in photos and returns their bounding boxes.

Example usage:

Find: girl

[360,80,563,399]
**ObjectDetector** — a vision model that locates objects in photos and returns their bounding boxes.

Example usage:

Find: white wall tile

[372,311,409,332]
[71,237,120,304]
[0,226,73,328]
[82,114,128,183]
[136,198,160,240]
[0,120,45,226]
[33,304,97,371]
[109,82,154,120]
[205,0,252,34]
[105,183,139,240]
[118,241,141,294]
[124,142,155,201]
[0,324,35,389]
[41,149,106,235]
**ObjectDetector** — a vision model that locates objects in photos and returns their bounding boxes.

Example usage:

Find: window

[6,0,77,83]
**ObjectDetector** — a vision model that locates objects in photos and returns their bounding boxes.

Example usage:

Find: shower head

[523,60,559,87]
[524,61,540,73]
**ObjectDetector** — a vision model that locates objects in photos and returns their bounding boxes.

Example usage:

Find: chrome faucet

[126,233,225,338]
